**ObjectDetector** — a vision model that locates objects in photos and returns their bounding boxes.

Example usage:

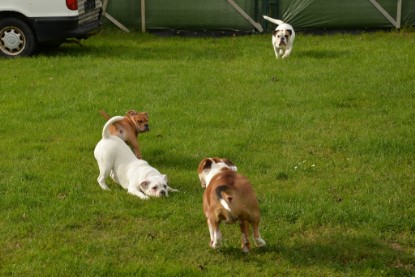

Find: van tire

[0,17,37,57]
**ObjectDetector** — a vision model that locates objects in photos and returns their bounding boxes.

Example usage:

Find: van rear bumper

[29,15,101,42]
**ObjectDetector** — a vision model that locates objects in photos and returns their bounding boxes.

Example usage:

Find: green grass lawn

[0,28,414,276]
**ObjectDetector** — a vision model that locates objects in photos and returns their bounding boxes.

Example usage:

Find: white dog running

[263,15,295,59]
[94,116,177,199]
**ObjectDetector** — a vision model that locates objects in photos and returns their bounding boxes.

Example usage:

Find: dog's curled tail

[215,185,234,213]
[102,116,124,139]
[263,15,285,26]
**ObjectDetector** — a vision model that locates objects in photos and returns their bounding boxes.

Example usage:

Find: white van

[0,0,102,57]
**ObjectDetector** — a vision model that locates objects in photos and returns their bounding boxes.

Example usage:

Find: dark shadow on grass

[36,41,240,62]
[278,237,413,274]
[143,149,201,171]
[144,147,238,171]
[216,234,414,274]
[296,49,349,59]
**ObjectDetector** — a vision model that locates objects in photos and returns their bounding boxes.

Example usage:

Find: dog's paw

[168,187,179,192]
[242,246,250,253]
[128,189,149,199]
[255,238,266,247]
[99,184,110,191]
[211,240,222,249]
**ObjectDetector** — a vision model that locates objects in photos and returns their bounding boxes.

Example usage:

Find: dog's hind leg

[96,161,111,190]
[208,219,222,249]
[127,134,142,159]
[97,172,110,190]
[207,219,215,247]
[110,170,119,183]
[240,220,251,252]
[251,220,266,247]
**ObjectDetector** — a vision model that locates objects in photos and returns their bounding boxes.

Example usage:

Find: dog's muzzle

[141,124,150,132]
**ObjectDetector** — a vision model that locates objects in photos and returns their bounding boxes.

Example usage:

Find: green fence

[103,0,415,32]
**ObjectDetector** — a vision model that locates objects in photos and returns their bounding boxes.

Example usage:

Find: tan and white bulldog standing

[197,157,266,252]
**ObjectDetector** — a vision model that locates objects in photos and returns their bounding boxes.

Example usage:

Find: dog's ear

[198,158,212,188]
[202,159,213,174]
[223,158,237,172]
[162,174,168,182]
[287,30,293,36]
[126,110,138,116]
[139,181,149,190]
[272,30,278,36]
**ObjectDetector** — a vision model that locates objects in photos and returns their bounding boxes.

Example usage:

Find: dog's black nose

[160,190,166,196]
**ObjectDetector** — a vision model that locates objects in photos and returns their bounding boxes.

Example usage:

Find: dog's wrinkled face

[139,175,169,197]
[127,110,149,133]
[273,29,292,48]
[198,157,238,188]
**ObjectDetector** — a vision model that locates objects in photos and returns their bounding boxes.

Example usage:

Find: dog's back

[204,170,260,223]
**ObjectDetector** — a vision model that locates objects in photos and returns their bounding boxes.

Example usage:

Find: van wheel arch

[0,16,37,57]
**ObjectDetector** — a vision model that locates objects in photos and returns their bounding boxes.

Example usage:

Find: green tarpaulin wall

[104,0,415,32]
[105,0,263,31]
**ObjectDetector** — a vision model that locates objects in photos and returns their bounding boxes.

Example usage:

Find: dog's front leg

[127,185,149,199]
[273,46,280,59]
[128,134,142,159]
[167,186,179,192]
[282,48,292,59]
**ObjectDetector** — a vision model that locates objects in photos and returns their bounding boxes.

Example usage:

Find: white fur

[263,15,295,59]
[94,116,177,199]
[219,199,231,212]
[208,220,222,249]
[255,238,267,247]
[200,158,237,213]
[201,159,237,189]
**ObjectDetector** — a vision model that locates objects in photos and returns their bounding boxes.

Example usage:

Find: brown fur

[198,157,265,252]
[99,110,149,159]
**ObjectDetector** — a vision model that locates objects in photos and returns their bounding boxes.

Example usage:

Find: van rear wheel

[0,18,36,57]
